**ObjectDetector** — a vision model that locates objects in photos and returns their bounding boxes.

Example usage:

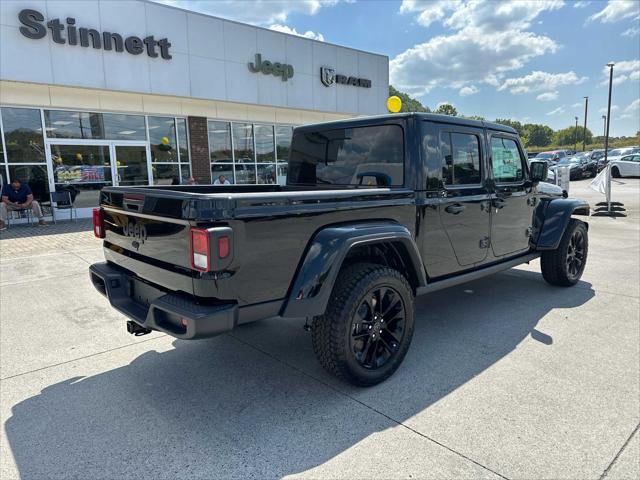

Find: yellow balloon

[387,96,402,113]
[161,136,169,145]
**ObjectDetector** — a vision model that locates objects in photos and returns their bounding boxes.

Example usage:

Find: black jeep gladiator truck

[90,113,589,386]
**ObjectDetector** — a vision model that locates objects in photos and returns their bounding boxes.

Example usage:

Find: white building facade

[0,0,389,215]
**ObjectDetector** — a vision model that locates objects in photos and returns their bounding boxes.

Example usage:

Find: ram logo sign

[320,66,371,88]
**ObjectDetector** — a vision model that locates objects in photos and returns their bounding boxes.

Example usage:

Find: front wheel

[612,166,621,178]
[312,263,415,386]
[541,219,588,286]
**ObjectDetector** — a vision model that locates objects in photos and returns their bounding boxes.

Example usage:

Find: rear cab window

[288,124,404,187]
[440,131,482,186]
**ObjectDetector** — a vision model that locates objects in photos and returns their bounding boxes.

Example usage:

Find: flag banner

[589,165,609,195]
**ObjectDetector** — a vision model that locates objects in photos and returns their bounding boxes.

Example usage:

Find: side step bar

[417,252,540,296]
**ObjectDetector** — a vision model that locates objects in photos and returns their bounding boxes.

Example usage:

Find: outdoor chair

[50,191,77,223]
[6,207,33,226]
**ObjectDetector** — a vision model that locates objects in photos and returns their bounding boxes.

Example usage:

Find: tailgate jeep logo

[123,222,147,248]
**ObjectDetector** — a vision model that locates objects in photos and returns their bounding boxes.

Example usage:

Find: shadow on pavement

[4,269,595,479]
[0,219,92,240]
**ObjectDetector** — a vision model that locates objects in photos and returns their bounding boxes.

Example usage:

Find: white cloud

[546,106,566,115]
[537,91,559,101]
[599,105,620,114]
[392,1,560,95]
[588,0,640,23]
[624,99,640,112]
[600,60,640,86]
[154,0,340,25]
[573,1,590,8]
[622,25,639,37]
[498,71,588,94]
[269,24,324,41]
[571,102,583,108]
[459,85,479,96]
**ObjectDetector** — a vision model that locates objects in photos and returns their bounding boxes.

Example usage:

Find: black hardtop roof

[295,113,518,135]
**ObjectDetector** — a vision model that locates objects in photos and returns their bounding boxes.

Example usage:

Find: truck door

[437,127,491,268]
[488,134,535,257]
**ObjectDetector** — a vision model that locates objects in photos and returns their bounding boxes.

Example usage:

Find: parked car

[610,154,640,178]
[535,150,571,162]
[89,113,590,386]
[603,147,640,167]
[549,155,593,180]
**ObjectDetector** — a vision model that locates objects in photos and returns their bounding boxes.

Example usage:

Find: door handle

[493,198,506,209]
[445,204,466,214]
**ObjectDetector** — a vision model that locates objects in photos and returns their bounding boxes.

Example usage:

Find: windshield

[536,153,553,159]
[609,149,626,156]
[557,158,578,165]
[573,153,588,161]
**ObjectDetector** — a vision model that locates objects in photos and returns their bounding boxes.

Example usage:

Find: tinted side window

[441,132,481,185]
[288,125,404,186]
[491,137,525,183]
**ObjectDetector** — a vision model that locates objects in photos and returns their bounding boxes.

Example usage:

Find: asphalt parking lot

[1,179,638,480]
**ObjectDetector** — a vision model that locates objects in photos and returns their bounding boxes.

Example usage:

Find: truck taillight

[218,236,230,258]
[92,208,105,238]
[190,228,210,272]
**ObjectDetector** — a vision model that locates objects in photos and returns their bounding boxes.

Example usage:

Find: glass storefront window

[1,107,45,163]
[255,124,275,163]
[234,162,256,184]
[233,123,254,164]
[7,164,49,201]
[209,121,232,162]
[50,144,112,208]
[257,164,276,184]
[44,110,146,141]
[152,163,180,185]
[103,113,146,141]
[177,118,189,163]
[275,125,293,162]
[211,163,234,184]
[276,163,288,185]
[148,116,178,162]
[114,145,148,186]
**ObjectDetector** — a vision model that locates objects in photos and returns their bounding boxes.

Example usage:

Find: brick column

[187,116,211,184]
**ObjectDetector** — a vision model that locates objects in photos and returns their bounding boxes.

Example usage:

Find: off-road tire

[311,263,415,386]
[611,166,621,178]
[541,219,588,286]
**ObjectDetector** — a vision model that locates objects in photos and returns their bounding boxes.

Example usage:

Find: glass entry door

[113,144,150,186]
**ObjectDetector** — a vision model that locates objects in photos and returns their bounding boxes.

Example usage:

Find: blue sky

[158,0,639,136]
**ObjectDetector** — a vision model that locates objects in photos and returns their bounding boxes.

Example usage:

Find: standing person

[0,179,47,229]
[186,176,198,185]
[213,175,231,185]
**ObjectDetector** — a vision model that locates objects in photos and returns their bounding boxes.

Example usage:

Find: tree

[388,85,430,113]
[522,123,554,147]
[553,126,593,147]
[464,115,485,121]
[434,103,458,116]
[494,118,523,136]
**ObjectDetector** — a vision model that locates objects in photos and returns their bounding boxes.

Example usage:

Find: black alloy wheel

[566,229,586,281]
[349,286,406,369]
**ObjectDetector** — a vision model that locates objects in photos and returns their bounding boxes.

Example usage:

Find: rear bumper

[89,262,236,340]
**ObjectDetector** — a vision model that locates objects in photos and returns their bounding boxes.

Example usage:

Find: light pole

[601,115,607,140]
[582,96,588,151]
[574,116,578,151]
[604,63,614,212]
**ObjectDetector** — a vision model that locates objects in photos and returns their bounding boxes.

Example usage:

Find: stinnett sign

[18,9,172,59]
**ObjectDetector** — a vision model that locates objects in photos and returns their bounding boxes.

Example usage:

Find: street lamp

[574,116,578,151]
[604,63,614,212]
[582,96,589,151]
[602,115,607,140]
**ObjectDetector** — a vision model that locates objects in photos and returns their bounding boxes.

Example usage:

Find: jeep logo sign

[123,221,147,248]
[248,53,294,81]
[320,66,371,88]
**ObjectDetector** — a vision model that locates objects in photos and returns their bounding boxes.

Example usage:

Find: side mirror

[529,160,548,184]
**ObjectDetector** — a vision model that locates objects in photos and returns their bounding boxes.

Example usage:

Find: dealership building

[0,0,389,216]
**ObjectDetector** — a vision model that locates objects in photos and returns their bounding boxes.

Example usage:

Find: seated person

[0,179,47,229]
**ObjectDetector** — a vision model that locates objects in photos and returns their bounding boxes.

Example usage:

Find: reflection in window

[114,145,148,186]
[289,125,404,186]
[8,165,49,202]
[212,163,234,184]
[50,144,112,208]
[1,107,45,163]
[255,125,274,163]
[148,116,178,162]
[441,132,481,185]
[234,162,256,184]
[491,137,524,183]
[233,123,254,164]
[177,118,189,162]
[276,164,288,186]
[257,164,276,184]
[102,113,146,141]
[153,163,181,185]
[44,110,104,139]
[275,125,293,162]
[208,121,232,162]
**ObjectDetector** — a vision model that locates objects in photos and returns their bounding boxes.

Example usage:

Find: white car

[610,154,640,178]
[605,147,639,166]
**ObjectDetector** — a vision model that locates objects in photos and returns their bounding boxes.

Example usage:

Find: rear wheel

[312,263,415,386]
[612,166,621,178]
[541,219,588,286]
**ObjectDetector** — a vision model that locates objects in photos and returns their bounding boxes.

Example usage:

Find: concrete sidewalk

[1,179,638,479]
